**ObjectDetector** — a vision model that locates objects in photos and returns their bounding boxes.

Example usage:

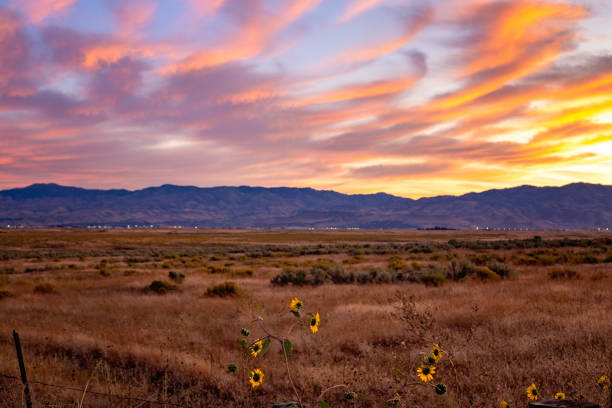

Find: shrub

[430,252,451,261]
[388,255,407,272]
[34,282,57,294]
[343,255,363,265]
[487,262,517,279]
[271,269,311,286]
[168,271,185,283]
[99,269,111,277]
[548,267,582,280]
[271,259,349,286]
[272,265,408,286]
[146,280,178,294]
[448,260,477,280]
[327,267,356,284]
[231,268,253,277]
[207,265,231,274]
[572,250,600,264]
[533,253,557,265]
[356,268,394,284]
[468,252,505,265]
[206,281,240,297]
[474,266,501,281]
[590,269,608,281]
[419,269,447,287]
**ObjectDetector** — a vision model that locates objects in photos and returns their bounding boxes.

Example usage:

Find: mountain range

[1,182,611,230]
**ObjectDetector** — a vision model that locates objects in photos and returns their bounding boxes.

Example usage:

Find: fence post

[13,330,33,408]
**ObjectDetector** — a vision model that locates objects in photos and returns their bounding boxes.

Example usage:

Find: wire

[0,372,189,407]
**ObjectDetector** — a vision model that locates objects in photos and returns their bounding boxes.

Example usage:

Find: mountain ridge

[1,182,611,230]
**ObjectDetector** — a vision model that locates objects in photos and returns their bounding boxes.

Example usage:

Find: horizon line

[2,180,609,201]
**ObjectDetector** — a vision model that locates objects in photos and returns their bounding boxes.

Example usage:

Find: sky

[0,0,611,198]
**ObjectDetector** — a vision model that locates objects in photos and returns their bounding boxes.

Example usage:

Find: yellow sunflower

[416,365,436,382]
[526,383,539,401]
[555,392,565,400]
[431,344,443,362]
[249,368,264,388]
[310,312,320,333]
[289,297,303,312]
[598,375,611,390]
[250,340,263,357]
[500,400,510,408]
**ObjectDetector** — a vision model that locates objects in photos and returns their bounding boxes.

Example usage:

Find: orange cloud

[83,44,128,68]
[81,40,175,70]
[461,1,586,77]
[429,1,586,110]
[293,77,417,107]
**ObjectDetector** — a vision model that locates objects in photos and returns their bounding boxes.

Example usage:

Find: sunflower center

[311,319,316,326]
[253,345,260,351]
[253,373,260,381]
[533,389,538,395]
[423,367,430,375]
[433,350,439,356]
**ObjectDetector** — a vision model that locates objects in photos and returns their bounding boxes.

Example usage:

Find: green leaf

[237,338,247,349]
[319,401,330,408]
[290,310,300,317]
[272,402,298,408]
[260,338,271,357]
[344,392,357,400]
[283,339,292,357]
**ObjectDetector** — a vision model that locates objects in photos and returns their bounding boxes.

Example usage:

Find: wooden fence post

[13,330,33,408]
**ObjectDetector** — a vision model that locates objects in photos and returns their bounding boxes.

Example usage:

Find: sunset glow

[1,0,611,197]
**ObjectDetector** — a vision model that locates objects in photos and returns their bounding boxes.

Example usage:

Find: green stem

[257,319,303,407]
[312,384,348,408]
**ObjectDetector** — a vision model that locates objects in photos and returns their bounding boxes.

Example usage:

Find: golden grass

[0,229,610,407]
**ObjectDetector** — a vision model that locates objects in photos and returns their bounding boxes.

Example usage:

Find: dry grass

[0,229,610,407]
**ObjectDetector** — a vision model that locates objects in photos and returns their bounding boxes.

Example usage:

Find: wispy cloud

[337,0,385,23]
[10,0,78,23]
[0,0,611,196]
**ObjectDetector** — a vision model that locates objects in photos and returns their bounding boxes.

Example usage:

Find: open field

[0,229,611,407]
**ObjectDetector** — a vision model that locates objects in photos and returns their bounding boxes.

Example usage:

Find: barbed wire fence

[3,330,192,408]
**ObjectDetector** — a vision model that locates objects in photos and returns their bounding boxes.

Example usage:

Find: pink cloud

[338,0,385,23]
[329,3,433,70]
[165,0,322,73]
[112,0,158,35]
[9,0,77,23]
[186,0,227,17]
[0,8,35,97]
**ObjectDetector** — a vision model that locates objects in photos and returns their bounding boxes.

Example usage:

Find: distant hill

[1,182,611,230]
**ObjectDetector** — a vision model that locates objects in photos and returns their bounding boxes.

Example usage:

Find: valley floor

[0,229,610,407]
